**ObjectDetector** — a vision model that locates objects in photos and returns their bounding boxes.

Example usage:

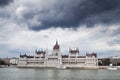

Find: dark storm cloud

[111,27,120,36]
[21,0,120,30]
[0,0,13,7]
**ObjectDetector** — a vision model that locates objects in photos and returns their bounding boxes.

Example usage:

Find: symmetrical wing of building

[17,41,98,68]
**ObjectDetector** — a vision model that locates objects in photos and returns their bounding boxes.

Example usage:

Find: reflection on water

[0,68,120,80]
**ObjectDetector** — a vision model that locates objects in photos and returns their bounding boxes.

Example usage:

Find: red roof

[20,54,34,58]
[86,53,97,58]
[53,40,60,49]
[20,54,27,58]
[77,56,86,58]
[62,55,69,58]
[69,49,79,54]
[36,50,46,55]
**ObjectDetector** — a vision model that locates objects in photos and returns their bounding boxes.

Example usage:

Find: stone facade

[17,41,98,68]
[10,58,18,65]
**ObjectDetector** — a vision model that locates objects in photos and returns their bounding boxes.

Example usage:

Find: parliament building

[17,41,98,68]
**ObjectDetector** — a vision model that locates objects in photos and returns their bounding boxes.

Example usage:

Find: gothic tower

[52,40,60,56]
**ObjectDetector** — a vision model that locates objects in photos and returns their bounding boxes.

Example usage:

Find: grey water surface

[0,68,120,80]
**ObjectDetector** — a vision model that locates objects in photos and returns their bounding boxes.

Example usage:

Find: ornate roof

[62,55,69,58]
[35,50,46,55]
[20,54,27,58]
[69,49,79,54]
[86,53,97,58]
[53,40,60,49]
[20,54,34,58]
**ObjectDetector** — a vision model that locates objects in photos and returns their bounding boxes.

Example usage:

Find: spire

[56,40,58,45]
[53,40,60,49]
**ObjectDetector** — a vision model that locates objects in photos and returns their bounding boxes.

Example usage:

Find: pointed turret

[53,40,60,50]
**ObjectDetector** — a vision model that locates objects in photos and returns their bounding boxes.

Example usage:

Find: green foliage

[0,60,5,65]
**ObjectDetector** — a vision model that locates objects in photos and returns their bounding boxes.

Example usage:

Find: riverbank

[0,65,17,68]
[16,65,120,70]
[1,65,120,70]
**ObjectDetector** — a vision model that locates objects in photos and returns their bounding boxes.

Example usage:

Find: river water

[0,68,120,80]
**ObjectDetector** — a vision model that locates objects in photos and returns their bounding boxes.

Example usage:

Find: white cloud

[0,23,120,57]
[15,5,27,19]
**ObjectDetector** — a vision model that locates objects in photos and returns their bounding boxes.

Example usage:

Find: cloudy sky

[0,0,120,58]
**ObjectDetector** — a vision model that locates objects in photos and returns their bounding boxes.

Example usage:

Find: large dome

[53,40,60,49]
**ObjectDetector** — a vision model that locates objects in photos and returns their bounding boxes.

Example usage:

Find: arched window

[56,53,58,56]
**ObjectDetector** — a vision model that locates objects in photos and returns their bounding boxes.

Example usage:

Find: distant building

[0,58,10,66]
[17,41,98,68]
[109,56,120,66]
[10,58,18,65]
